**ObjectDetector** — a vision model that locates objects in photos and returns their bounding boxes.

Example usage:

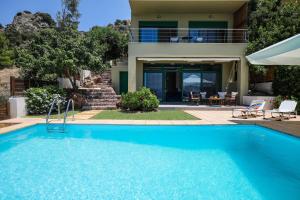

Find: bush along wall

[25,86,66,114]
[272,66,300,112]
[120,87,159,112]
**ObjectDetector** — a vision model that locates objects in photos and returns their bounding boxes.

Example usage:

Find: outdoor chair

[170,37,179,43]
[189,92,200,105]
[225,92,238,105]
[232,100,266,119]
[200,92,208,104]
[263,100,298,120]
[218,92,227,105]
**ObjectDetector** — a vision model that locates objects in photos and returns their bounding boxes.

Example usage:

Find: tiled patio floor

[0,110,299,137]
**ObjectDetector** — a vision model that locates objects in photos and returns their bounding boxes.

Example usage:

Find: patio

[0,110,299,137]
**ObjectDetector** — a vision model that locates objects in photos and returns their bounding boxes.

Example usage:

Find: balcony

[130,28,248,43]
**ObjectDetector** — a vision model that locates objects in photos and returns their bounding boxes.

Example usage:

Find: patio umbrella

[246,34,300,66]
[184,75,213,84]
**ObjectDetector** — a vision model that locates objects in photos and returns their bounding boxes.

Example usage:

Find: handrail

[46,98,61,124]
[129,27,248,43]
[63,99,75,124]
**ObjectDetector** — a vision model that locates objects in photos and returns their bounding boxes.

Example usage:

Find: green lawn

[91,110,199,120]
[25,111,79,119]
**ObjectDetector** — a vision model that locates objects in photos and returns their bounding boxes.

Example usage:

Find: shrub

[25,86,66,114]
[120,87,159,112]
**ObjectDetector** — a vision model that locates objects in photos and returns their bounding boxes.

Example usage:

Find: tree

[57,0,81,30]
[15,28,108,89]
[0,32,14,68]
[86,26,129,62]
[246,0,300,73]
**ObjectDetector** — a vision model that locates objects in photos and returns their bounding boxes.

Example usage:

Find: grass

[91,110,199,120]
[25,111,79,119]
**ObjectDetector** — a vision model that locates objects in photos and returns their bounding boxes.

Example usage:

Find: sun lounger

[232,100,266,118]
[264,100,298,120]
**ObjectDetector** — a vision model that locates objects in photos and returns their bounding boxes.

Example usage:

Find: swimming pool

[0,124,299,200]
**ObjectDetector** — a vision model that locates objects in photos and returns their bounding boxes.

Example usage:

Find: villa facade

[112,0,249,103]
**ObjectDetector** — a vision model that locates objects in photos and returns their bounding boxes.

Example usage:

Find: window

[144,72,163,100]
[182,72,201,98]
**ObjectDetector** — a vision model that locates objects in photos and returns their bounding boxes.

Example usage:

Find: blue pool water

[0,124,300,200]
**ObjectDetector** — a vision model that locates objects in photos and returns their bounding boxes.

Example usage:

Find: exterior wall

[111,61,128,94]
[131,13,234,29]
[128,43,248,102]
[222,62,233,91]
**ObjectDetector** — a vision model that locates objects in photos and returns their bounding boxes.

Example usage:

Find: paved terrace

[0,110,299,137]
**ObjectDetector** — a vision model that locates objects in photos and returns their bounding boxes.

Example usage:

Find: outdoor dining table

[208,97,224,105]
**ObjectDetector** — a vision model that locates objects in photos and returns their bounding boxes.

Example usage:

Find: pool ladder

[46,98,75,132]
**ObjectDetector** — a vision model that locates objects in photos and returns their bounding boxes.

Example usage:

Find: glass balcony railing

[129,28,248,43]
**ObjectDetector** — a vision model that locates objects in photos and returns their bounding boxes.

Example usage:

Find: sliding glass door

[182,71,218,98]
[202,72,217,97]
[143,72,163,100]
[182,72,201,99]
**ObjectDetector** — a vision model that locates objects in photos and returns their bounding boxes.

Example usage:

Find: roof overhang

[130,0,249,15]
[137,57,240,63]
[246,34,300,66]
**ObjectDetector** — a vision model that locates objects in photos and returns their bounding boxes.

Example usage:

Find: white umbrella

[184,74,213,84]
[246,34,300,66]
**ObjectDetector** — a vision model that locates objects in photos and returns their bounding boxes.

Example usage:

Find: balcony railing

[130,28,248,43]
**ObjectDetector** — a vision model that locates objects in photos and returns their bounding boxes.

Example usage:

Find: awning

[137,57,240,63]
[246,34,300,66]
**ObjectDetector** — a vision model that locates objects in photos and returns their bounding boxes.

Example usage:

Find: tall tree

[246,0,300,73]
[57,0,81,30]
[86,26,129,62]
[15,28,109,89]
[0,32,13,68]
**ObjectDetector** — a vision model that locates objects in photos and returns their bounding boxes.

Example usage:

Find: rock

[6,11,55,35]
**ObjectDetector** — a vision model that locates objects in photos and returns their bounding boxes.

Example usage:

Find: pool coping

[0,119,299,139]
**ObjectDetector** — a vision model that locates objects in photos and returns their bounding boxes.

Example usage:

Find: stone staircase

[80,71,120,110]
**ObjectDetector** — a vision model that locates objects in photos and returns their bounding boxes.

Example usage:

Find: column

[128,56,137,92]
[237,56,249,104]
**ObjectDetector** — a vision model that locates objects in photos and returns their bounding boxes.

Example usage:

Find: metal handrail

[46,98,61,124]
[129,28,248,43]
[63,99,75,124]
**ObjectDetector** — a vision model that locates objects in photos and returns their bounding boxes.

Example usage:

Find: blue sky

[0,0,131,31]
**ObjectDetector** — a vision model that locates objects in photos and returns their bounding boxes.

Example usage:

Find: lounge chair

[232,100,266,118]
[264,100,298,120]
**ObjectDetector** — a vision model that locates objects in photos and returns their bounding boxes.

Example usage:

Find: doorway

[165,71,181,102]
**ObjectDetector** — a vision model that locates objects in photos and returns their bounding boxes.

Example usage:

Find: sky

[0,0,131,31]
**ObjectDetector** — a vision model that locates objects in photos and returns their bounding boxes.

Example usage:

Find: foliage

[0,32,14,68]
[120,87,159,112]
[272,66,300,112]
[86,26,129,62]
[15,28,106,88]
[36,12,56,27]
[247,0,300,73]
[25,86,66,114]
[57,0,81,30]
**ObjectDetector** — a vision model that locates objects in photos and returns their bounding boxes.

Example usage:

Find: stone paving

[0,110,299,137]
